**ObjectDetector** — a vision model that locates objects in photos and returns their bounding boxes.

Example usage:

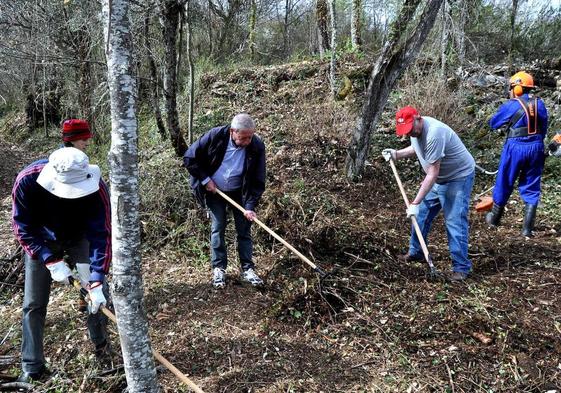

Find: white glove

[382,148,397,162]
[88,283,106,314]
[76,263,91,288]
[46,260,72,284]
[406,203,420,218]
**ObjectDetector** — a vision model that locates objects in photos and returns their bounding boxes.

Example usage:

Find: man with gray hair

[183,113,266,288]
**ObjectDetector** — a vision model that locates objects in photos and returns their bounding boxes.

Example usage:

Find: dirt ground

[1,61,561,392]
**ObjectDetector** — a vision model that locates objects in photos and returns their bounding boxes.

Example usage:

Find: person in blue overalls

[486,71,548,237]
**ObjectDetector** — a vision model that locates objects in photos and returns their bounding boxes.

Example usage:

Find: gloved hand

[76,263,91,288]
[88,283,106,314]
[382,148,397,162]
[46,260,72,284]
[406,203,420,218]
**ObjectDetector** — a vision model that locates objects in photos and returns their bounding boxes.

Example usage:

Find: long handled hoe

[69,277,205,393]
[388,159,439,278]
[215,189,327,277]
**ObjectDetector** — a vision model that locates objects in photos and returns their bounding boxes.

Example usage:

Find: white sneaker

[241,268,264,287]
[212,267,226,289]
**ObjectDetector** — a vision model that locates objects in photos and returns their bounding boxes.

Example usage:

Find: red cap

[62,119,92,142]
[395,106,419,136]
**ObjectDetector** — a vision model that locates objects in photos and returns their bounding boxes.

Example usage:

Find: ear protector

[513,84,524,97]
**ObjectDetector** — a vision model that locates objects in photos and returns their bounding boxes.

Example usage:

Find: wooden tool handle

[388,159,432,265]
[215,189,319,271]
[70,278,205,393]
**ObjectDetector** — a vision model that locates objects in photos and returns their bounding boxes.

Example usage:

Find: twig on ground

[445,362,456,393]
[0,324,15,346]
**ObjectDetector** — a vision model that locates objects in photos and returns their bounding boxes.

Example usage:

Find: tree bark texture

[454,0,467,68]
[143,11,167,140]
[102,1,160,391]
[345,0,444,180]
[350,0,362,51]
[316,0,330,56]
[328,0,337,95]
[158,0,188,157]
[248,0,257,61]
[508,0,518,72]
[186,0,195,144]
[440,0,448,76]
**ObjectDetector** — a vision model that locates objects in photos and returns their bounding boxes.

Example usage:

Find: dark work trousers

[21,238,109,374]
[205,190,254,271]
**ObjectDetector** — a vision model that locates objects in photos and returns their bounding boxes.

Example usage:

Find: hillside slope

[1,59,560,392]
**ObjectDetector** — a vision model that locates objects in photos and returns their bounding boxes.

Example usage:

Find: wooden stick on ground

[70,278,205,393]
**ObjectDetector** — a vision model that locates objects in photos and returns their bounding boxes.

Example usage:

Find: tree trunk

[143,11,167,140]
[508,0,518,73]
[350,0,362,51]
[248,0,257,61]
[345,0,444,180]
[454,0,467,69]
[328,0,336,95]
[439,0,448,76]
[316,0,330,57]
[102,1,160,391]
[283,0,291,57]
[159,0,188,157]
[186,0,195,144]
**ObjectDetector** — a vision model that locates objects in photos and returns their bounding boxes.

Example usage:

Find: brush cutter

[473,164,498,213]
[68,277,205,393]
[215,189,328,278]
[388,159,439,278]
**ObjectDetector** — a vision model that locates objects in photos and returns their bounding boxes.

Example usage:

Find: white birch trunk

[102,1,160,391]
[350,0,362,51]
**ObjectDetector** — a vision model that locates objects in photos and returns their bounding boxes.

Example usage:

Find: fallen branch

[0,382,34,391]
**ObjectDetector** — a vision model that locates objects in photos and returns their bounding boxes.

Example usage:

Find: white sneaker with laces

[241,268,264,287]
[212,267,226,289]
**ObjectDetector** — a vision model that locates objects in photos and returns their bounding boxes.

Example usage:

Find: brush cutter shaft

[70,278,205,393]
[215,189,319,271]
[388,160,433,267]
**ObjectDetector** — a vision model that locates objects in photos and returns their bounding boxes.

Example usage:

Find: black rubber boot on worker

[522,203,537,238]
[17,365,50,383]
[485,203,504,227]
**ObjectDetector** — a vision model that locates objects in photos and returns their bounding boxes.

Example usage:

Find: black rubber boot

[485,203,504,227]
[522,203,537,237]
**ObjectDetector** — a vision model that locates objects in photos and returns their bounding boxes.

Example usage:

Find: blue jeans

[21,239,109,374]
[409,171,475,274]
[206,190,254,271]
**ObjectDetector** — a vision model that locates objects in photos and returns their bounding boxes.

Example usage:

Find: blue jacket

[183,125,266,211]
[489,94,548,140]
[12,159,111,283]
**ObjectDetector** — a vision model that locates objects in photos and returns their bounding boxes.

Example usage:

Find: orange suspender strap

[514,97,537,135]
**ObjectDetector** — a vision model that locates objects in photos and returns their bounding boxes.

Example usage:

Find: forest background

[0,0,561,391]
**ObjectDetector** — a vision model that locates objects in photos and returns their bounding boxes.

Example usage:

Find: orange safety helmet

[509,71,534,97]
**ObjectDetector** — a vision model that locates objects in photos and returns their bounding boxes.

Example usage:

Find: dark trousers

[206,190,254,271]
[21,239,109,373]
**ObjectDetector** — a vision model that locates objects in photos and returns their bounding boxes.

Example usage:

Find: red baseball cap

[395,106,419,136]
[62,119,92,142]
